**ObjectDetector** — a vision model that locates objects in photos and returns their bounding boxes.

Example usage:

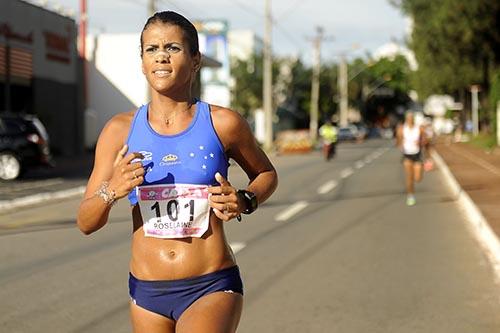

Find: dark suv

[0,113,53,180]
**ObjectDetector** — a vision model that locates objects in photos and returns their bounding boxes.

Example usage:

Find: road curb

[0,185,86,214]
[432,150,500,281]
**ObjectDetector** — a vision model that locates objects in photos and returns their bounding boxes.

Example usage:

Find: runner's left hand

[208,172,244,221]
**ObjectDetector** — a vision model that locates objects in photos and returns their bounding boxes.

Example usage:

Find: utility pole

[146,0,156,102]
[148,0,156,17]
[338,54,348,127]
[309,26,323,142]
[263,0,273,152]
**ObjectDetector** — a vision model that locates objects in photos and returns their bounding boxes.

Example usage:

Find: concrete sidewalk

[434,140,500,278]
[435,141,500,238]
[0,151,93,214]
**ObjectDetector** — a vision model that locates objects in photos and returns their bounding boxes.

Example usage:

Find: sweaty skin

[77,19,277,332]
[77,24,277,281]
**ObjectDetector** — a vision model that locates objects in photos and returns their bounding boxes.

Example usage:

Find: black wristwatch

[237,189,258,214]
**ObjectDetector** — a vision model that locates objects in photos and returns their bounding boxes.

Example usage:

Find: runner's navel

[168,250,176,259]
[158,248,177,261]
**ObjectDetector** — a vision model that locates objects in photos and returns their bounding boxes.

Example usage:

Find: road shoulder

[434,141,500,280]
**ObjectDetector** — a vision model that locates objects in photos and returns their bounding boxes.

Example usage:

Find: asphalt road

[1,139,499,332]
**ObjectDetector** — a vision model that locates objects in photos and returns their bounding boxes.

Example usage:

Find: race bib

[136,184,210,238]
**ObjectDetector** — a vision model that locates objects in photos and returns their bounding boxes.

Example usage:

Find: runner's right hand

[108,144,145,199]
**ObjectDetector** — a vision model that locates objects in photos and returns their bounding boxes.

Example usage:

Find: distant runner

[396,112,425,206]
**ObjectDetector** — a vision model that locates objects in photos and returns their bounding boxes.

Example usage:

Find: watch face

[239,190,257,214]
[248,192,257,210]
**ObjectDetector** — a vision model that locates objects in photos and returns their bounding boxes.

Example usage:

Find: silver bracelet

[95,181,116,206]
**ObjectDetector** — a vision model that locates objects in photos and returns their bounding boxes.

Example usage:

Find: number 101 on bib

[137,184,210,239]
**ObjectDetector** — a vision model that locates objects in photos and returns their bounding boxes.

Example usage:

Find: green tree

[231,54,338,128]
[230,54,263,117]
[280,60,339,128]
[347,55,413,124]
[391,0,500,114]
[231,51,413,129]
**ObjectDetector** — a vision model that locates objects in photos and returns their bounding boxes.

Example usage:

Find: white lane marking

[317,180,338,194]
[340,167,354,179]
[363,147,390,165]
[275,201,309,222]
[230,242,246,254]
[354,160,365,169]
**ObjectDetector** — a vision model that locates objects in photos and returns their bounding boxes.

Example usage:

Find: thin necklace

[151,102,193,126]
[164,109,179,126]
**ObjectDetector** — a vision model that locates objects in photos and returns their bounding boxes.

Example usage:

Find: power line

[158,0,193,16]
[222,0,302,49]
[276,0,303,21]
[227,0,263,19]
[274,22,303,48]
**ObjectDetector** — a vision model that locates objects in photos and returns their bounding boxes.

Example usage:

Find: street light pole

[263,0,273,152]
[497,101,500,146]
[470,85,480,136]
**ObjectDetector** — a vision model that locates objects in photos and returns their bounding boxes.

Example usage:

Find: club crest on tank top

[125,100,229,239]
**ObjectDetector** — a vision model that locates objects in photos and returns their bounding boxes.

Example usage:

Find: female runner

[77,11,278,333]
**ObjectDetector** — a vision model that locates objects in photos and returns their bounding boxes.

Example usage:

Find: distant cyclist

[319,119,338,161]
[396,112,425,206]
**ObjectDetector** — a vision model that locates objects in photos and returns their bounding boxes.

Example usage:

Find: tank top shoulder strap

[194,100,226,155]
[125,104,148,145]
[195,100,210,122]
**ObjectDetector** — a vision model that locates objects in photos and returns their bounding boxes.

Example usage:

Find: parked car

[0,113,53,180]
[352,122,368,140]
[367,127,382,139]
[337,125,359,142]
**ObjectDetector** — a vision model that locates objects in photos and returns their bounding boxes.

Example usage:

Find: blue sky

[38,0,409,63]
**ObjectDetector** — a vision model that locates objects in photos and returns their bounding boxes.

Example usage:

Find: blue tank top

[126,100,229,205]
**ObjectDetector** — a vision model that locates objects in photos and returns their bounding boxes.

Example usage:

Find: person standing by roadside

[319,119,338,161]
[76,11,277,333]
[396,112,425,206]
[423,117,435,171]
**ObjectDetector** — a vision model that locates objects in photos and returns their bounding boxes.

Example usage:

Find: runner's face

[141,23,200,95]
[406,114,414,125]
